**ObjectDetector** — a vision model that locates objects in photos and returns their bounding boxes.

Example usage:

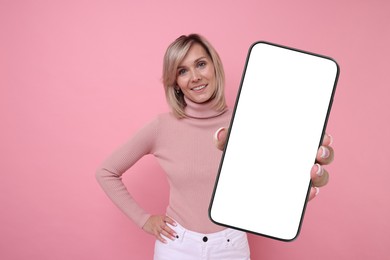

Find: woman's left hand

[214,128,334,201]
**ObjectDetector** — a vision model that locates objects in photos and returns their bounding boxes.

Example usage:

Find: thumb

[214,127,228,151]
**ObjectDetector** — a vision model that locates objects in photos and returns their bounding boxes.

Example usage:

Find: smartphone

[209,41,339,241]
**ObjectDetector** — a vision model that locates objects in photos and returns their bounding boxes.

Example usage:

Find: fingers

[316,145,334,165]
[316,133,334,165]
[321,133,333,146]
[158,225,176,243]
[309,162,330,202]
[308,186,320,201]
[309,133,334,201]
[142,215,178,244]
[162,216,178,240]
[310,163,329,187]
[214,127,228,151]
[163,216,176,227]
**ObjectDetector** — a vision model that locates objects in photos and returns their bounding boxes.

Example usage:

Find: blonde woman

[96,34,334,259]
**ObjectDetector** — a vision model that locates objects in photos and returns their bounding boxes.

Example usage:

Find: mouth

[191,84,207,92]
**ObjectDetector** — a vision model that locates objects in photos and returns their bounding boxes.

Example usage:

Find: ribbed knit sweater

[96,97,232,233]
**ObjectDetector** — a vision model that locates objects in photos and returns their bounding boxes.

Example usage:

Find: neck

[183,96,226,119]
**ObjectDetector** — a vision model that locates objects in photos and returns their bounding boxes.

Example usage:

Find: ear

[174,87,181,94]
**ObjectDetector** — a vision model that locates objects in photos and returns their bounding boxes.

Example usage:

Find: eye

[178,68,187,76]
[197,61,206,68]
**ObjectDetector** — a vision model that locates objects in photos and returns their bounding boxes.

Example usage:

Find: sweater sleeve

[95,117,159,228]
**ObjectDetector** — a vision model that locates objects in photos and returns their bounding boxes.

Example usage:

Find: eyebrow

[194,56,207,63]
[177,56,207,70]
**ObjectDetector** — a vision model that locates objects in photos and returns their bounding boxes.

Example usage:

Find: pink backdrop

[1,0,389,259]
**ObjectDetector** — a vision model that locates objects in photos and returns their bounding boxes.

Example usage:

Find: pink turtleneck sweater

[96,98,232,233]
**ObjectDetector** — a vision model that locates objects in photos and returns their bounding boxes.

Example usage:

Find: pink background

[1,0,389,259]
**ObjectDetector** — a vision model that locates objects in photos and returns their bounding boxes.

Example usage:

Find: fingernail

[173,222,177,227]
[320,146,330,159]
[328,134,333,146]
[214,127,225,141]
[315,163,324,176]
[315,187,320,196]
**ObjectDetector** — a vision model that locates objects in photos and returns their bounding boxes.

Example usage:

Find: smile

[192,85,207,91]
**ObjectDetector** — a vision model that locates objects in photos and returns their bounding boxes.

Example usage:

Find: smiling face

[176,43,216,104]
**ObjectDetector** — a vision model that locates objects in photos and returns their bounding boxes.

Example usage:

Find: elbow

[95,167,111,184]
[95,167,120,184]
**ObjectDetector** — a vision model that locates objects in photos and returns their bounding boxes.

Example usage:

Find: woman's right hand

[142,215,178,243]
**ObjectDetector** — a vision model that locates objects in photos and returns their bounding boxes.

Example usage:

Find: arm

[96,117,178,243]
[95,118,158,228]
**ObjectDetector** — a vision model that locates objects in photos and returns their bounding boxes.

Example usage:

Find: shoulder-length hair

[162,34,226,118]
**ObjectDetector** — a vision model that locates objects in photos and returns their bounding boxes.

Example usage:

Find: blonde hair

[162,34,226,118]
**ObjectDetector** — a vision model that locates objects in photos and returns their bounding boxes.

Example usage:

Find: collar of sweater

[183,96,227,119]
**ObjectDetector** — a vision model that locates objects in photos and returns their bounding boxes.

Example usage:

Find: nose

[190,69,201,82]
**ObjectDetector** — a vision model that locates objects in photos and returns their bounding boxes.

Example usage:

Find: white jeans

[154,222,250,260]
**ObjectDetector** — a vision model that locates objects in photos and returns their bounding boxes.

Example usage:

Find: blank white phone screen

[209,42,339,241]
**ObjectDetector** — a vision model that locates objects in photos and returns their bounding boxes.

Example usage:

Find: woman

[96,34,334,259]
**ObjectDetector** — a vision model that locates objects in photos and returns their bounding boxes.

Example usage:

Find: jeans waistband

[169,221,246,245]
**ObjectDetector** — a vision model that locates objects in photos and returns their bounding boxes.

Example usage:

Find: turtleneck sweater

[96,97,232,233]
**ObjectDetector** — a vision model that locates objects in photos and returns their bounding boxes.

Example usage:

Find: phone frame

[209,41,340,241]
